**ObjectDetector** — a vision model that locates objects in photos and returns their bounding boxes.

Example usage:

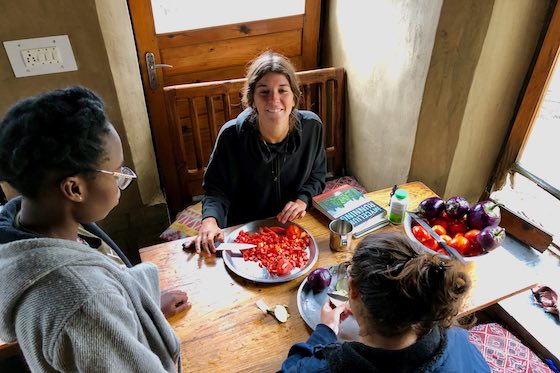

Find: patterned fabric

[160,202,202,241]
[325,176,367,194]
[468,323,553,373]
[159,176,367,242]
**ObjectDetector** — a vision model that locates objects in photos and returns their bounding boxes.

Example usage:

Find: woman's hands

[195,217,224,255]
[277,199,307,224]
[320,300,351,335]
[160,289,191,318]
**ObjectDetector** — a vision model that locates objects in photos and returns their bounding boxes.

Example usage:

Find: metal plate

[222,218,319,283]
[296,265,360,341]
[403,213,489,260]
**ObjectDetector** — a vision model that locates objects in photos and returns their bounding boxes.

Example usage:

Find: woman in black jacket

[195,51,326,254]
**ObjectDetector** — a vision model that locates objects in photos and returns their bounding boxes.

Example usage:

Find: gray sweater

[0,237,181,372]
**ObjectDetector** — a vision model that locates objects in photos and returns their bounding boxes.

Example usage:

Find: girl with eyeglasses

[280,233,489,372]
[0,86,188,372]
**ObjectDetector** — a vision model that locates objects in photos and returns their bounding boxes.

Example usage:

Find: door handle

[145,52,173,89]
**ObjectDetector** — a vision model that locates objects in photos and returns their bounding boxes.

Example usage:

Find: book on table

[312,184,389,238]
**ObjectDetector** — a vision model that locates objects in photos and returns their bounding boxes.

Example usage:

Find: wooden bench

[163,67,347,210]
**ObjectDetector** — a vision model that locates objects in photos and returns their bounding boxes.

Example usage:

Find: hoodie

[0,202,180,372]
[280,324,490,372]
[202,108,327,228]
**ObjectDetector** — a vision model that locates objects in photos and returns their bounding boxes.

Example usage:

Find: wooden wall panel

[161,30,302,77]
[163,56,305,85]
[156,15,304,48]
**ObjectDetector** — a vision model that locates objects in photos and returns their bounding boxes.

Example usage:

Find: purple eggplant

[417,197,446,219]
[467,201,502,230]
[445,196,470,219]
[477,225,505,251]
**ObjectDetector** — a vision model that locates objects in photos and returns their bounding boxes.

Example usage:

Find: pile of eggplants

[415,196,505,252]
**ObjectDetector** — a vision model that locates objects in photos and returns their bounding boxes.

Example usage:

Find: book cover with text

[312,184,387,235]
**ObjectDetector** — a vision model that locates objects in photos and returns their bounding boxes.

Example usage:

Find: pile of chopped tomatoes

[234,225,309,276]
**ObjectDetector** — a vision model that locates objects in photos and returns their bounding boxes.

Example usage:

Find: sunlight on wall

[151,0,304,34]
[335,1,407,84]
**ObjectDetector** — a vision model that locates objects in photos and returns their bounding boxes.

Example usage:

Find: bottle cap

[394,189,407,200]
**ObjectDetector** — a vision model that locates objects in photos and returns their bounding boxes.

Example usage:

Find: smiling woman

[194,51,327,254]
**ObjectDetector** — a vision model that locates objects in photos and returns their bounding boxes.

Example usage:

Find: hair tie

[434,262,446,275]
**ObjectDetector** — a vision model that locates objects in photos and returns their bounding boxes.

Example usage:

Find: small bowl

[403,213,490,260]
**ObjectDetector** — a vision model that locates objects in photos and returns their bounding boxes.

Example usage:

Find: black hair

[0,86,111,198]
[349,233,471,337]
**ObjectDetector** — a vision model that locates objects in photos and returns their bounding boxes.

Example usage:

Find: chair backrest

[163,67,346,205]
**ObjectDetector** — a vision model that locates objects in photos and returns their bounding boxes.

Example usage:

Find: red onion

[307,268,332,292]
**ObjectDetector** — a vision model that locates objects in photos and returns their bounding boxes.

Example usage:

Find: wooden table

[138,181,538,372]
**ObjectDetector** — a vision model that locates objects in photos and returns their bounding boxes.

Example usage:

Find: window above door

[151,0,305,34]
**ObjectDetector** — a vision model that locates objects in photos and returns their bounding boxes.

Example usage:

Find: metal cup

[329,219,354,252]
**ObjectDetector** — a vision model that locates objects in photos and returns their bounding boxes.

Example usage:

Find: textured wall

[324,0,551,201]
[322,0,444,191]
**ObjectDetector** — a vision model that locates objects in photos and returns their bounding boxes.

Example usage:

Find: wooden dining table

[138,181,538,372]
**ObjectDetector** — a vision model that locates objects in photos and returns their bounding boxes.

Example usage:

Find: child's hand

[160,289,191,318]
[320,300,350,335]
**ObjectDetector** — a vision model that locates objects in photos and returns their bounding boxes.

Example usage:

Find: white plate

[222,218,319,283]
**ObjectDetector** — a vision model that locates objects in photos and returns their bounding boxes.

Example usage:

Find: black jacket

[202,108,327,228]
[0,197,132,267]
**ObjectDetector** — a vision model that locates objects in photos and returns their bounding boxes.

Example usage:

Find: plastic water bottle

[389,189,408,224]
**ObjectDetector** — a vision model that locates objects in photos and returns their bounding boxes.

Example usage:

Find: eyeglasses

[95,166,137,190]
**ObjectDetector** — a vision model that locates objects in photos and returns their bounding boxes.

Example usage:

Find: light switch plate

[4,35,78,78]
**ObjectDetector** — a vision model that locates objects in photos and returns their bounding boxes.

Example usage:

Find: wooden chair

[163,67,347,209]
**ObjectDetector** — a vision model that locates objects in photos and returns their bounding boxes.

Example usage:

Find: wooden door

[127,0,322,216]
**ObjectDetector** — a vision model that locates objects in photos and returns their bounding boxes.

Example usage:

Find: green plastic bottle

[389,189,409,224]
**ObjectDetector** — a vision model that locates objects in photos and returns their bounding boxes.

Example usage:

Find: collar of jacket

[236,107,302,164]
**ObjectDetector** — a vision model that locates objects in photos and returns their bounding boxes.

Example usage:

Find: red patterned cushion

[325,176,367,194]
[468,323,553,372]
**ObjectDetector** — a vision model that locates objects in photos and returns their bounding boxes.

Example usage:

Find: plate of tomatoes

[223,218,319,283]
[404,196,506,259]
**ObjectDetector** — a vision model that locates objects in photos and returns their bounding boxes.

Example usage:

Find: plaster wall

[322,0,444,191]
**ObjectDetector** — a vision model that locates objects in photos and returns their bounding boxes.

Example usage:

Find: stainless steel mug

[329,219,354,252]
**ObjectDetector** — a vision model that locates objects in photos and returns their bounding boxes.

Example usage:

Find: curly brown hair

[349,232,471,337]
[241,51,302,131]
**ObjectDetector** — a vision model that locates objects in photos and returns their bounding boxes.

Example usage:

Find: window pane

[151,0,305,34]
[517,60,560,190]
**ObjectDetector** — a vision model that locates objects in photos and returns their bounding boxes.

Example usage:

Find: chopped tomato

[286,225,302,240]
[276,258,294,276]
[234,227,309,276]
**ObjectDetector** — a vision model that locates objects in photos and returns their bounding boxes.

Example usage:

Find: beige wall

[324,0,550,202]
[323,0,444,191]
[0,0,167,260]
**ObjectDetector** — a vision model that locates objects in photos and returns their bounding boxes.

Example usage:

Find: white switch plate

[4,35,78,78]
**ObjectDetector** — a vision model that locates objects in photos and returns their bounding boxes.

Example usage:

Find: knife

[182,239,255,253]
[408,212,467,265]
[327,292,349,302]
